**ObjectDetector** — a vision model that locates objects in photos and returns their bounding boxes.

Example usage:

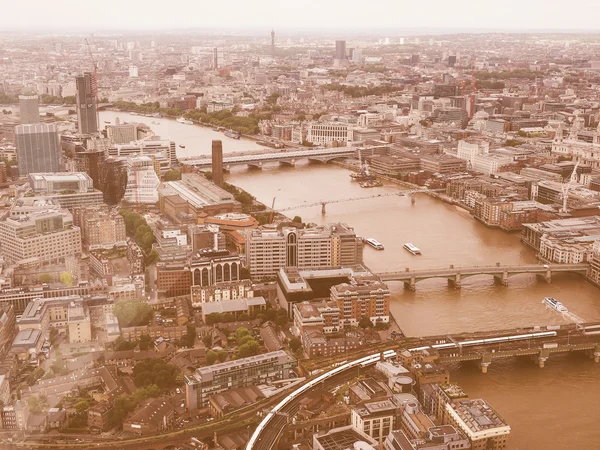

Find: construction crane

[269,197,276,223]
[84,38,100,128]
[561,161,580,214]
[469,73,476,119]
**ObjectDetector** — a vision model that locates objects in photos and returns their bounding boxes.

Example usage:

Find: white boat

[176,117,193,125]
[365,238,384,250]
[403,243,421,255]
[544,297,568,313]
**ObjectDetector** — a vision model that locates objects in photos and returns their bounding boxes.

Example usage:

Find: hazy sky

[4,0,600,32]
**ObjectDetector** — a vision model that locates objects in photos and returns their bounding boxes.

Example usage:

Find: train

[408,331,558,352]
[246,349,396,450]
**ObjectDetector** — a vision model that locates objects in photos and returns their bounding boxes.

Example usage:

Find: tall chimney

[211,140,223,187]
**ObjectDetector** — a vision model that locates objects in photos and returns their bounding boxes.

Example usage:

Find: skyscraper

[271,29,275,56]
[211,140,223,187]
[213,47,219,70]
[15,123,62,176]
[19,95,40,124]
[335,40,346,60]
[75,72,98,135]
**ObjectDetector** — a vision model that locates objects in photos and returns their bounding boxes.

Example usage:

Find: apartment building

[82,210,126,249]
[330,278,391,327]
[190,279,253,308]
[184,350,296,409]
[0,209,81,265]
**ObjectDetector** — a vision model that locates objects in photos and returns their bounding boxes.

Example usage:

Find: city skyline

[4,0,600,32]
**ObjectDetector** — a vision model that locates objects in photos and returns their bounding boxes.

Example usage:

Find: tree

[359,316,373,330]
[236,327,251,343]
[206,350,219,365]
[139,334,153,351]
[289,337,302,353]
[114,301,153,327]
[28,396,42,413]
[60,272,73,286]
[133,359,180,388]
[164,169,181,181]
[238,339,260,358]
[292,216,302,224]
[39,274,52,284]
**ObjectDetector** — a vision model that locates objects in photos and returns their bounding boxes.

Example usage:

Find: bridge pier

[321,203,326,215]
[404,277,416,291]
[494,271,509,286]
[447,273,461,289]
[280,159,296,167]
[480,354,492,373]
[536,348,550,368]
[247,161,263,170]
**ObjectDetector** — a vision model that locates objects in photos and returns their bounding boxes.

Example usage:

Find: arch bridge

[377,263,589,290]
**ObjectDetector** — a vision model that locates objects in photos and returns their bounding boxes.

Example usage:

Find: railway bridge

[377,263,589,290]
[180,147,356,169]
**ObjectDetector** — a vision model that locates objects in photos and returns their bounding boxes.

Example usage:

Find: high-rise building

[122,156,160,205]
[213,47,218,70]
[212,140,223,187]
[271,29,275,56]
[19,95,40,124]
[75,72,98,135]
[335,40,347,60]
[15,123,62,176]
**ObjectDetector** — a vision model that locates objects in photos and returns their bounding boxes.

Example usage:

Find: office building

[122,156,160,205]
[75,72,98,134]
[212,140,224,187]
[444,399,510,450]
[307,122,350,145]
[82,210,126,249]
[106,123,138,144]
[15,123,62,176]
[351,400,398,443]
[184,350,296,409]
[245,224,363,279]
[335,40,347,60]
[160,173,242,221]
[19,94,40,124]
[28,172,94,194]
[67,301,92,343]
[0,208,81,265]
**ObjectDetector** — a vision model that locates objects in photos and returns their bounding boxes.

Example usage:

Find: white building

[307,122,350,145]
[123,156,160,205]
[28,172,94,194]
[129,66,139,78]
[0,209,81,265]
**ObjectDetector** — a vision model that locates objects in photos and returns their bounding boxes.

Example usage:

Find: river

[100,112,600,449]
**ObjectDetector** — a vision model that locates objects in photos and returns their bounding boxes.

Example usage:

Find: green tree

[60,272,73,286]
[289,337,302,353]
[133,359,180,389]
[206,350,219,365]
[139,334,153,351]
[238,339,260,358]
[28,396,42,413]
[359,316,373,329]
[163,169,181,181]
[236,327,251,343]
[292,216,302,224]
[114,301,153,327]
[39,274,52,284]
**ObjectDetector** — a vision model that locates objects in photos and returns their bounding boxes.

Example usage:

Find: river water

[100,112,600,449]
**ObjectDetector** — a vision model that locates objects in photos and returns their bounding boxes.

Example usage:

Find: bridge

[410,322,600,372]
[180,147,356,169]
[277,189,439,214]
[376,263,589,290]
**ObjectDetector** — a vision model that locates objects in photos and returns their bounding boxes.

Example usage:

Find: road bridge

[180,147,356,169]
[377,263,589,290]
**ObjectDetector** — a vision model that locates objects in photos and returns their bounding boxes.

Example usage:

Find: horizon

[3,0,600,34]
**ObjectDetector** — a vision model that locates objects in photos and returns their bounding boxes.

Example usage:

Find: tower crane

[560,161,579,214]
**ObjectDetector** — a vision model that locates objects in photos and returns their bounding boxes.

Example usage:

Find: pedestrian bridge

[180,147,356,169]
[377,263,589,290]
